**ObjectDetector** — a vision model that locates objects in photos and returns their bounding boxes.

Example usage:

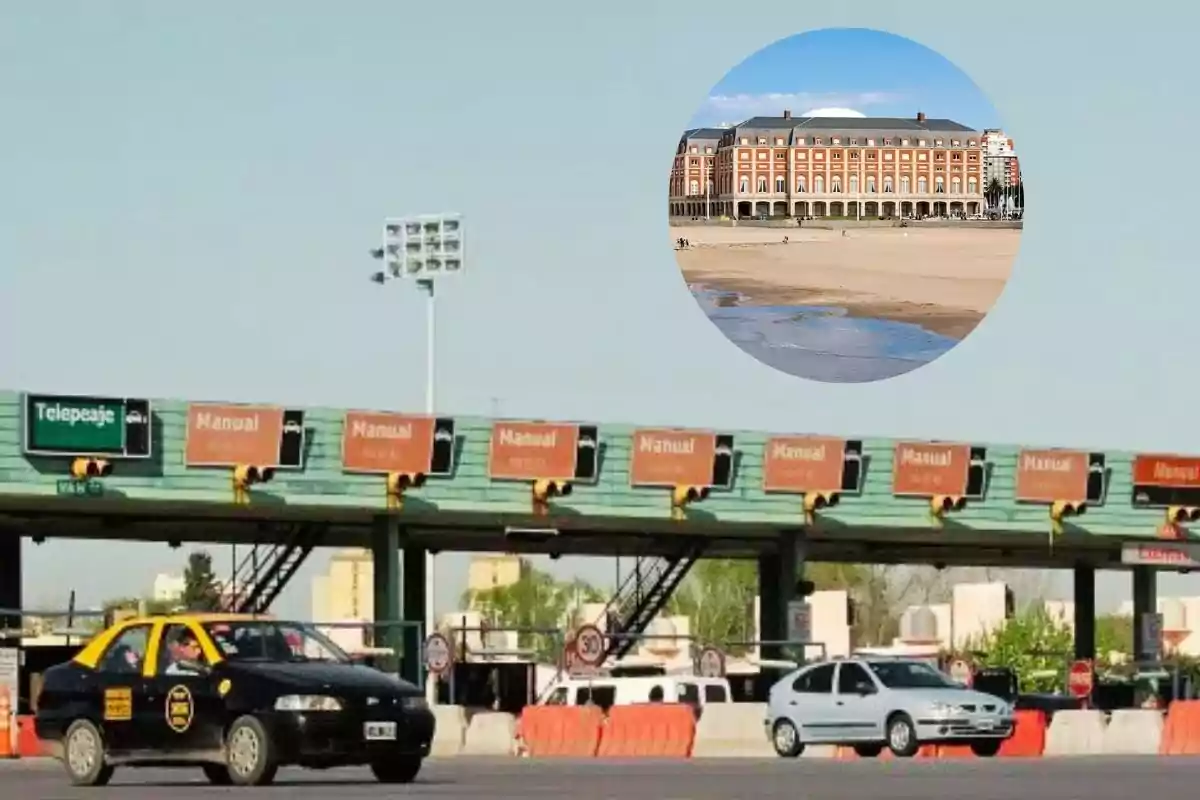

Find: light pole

[370,212,464,697]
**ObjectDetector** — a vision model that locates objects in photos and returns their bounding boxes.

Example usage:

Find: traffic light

[670,485,709,520]
[803,491,840,524]
[232,465,275,504]
[386,471,427,510]
[930,495,966,520]
[1167,506,1200,524]
[532,479,572,515]
[70,458,112,480]
[1050,500,1087,535]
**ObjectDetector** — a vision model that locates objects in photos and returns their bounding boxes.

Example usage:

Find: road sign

[949,659,973,686]
[423,633,452,674]
[696,646,726,678]
[487,421,598,483]
[184,404,305,469]
[1067,659,1094,699]
[56,479,103,498]
[23,394,152,459]
[1140,612,1164,659]
[786,600,811,643]
[342,412,455,475]
[573,624,606,666]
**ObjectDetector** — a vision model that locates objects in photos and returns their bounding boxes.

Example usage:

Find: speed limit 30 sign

[573,624,606,666]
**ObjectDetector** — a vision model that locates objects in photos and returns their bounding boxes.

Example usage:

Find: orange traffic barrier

[999,709,1046,757]
[16,717,47,758]
[935,744,975,758]
[517,705,604,757]
[597,703,695,758]
[0,694,13,759]
[1160,700,1200,755]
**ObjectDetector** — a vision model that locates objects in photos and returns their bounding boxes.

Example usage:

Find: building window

[832,138,840,145]
[883,138,892,146]
[968,177,978,194]
[705,146,713,154]
[867,176,877,193]
[951,177,961,193]
[739,176,749,193]
[740,138,749,145]
[776,151,786,160]
[775,138,784,146]
[901,139,909,146]
[884,176,893,193]
[951,140,960,147]
[739,152,749,161]
[814,152,824,160]
[848,175,858,193]
[814,176,824,193]
[917,177,927,193]
[849,138,858,146]
[968,140,976,147]
[690,159,698,167]
[935,176,945,193]
[775,176,785,193]
[689,179,699,195]
[757,177,768,193]
[757,138,767,145]
[901,153,910,161]
[918,139,927,147]
[934,139,943,146]
[813,138,822,145]
[831,176,842,193]
[795,151,806,160]
[757,152,767,160]
[796,177,806,193]
[689,146,697,153]
[849,151,859,160]
[867,139,875,146]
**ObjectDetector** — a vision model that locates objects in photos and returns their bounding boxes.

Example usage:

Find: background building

[669,110,993,220]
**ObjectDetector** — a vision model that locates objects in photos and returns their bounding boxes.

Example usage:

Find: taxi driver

[165,629,204,675]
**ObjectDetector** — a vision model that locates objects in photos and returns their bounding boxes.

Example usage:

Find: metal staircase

[225,524,322,614]
[601,539,706,660]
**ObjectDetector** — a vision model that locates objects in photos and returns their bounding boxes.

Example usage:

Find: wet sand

[673,226,1020,340]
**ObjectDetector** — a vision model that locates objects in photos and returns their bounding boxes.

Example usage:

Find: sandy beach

[673,225,1020,339]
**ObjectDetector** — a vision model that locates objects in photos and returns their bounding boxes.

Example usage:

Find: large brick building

[668,110,989,220]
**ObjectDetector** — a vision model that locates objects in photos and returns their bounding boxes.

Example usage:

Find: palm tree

[985,177,1003,212]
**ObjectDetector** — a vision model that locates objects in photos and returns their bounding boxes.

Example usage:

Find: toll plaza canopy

[3,389,1196,671]
[0,389,1197,570]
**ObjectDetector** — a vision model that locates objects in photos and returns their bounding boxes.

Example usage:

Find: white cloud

[692,92,904,126]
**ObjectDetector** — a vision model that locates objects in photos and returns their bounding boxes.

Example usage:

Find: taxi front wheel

[225,715,280,787]
[63,719,115,787]
[370,755,422,783]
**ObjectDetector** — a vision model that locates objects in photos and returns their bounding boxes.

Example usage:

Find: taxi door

[143,621,226,754]
[91,621,157,752]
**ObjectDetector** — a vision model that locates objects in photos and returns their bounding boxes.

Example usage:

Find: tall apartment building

[669,110,989,220]
[981,128,1021,189]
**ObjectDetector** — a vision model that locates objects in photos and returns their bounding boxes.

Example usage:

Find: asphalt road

[8,756,1200,799]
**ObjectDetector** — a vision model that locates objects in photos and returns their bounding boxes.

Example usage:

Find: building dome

[801,107,866,118]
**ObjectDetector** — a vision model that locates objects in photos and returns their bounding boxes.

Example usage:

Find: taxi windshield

[202,620,351,664]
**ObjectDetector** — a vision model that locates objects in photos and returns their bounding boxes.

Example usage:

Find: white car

[765,658,1015,758]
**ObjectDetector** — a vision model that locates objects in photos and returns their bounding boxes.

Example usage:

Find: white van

[540,675,732,712]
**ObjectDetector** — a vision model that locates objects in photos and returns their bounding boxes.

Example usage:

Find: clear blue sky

[691,28,1003,131]
[1,6,1197,618]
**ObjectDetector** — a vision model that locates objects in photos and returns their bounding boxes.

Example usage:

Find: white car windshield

[867,660,957,689]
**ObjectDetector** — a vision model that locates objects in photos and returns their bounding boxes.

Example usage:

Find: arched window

[796,176,806,193]
[935,176,945,194]
[689,180,699,195]
[814,176,824,193]
[917,177,927,193]
[757,177,768,193]
[739,176,749,194]
[900,176,909,193]
[775,176,785,193]
[831,176,842,193]
[867,176,877,193]
[849,176,859,193]
[951,177,961,194]
[967,177,978,194]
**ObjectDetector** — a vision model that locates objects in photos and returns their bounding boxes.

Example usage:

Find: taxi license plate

[364,721,397,741]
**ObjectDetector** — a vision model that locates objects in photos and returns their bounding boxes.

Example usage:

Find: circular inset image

[668,28,1023,383]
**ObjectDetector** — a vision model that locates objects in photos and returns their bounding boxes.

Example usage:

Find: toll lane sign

[22,394,152,458]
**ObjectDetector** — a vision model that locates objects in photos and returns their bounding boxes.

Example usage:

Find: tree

[459,559,603,662]
[182,550,221,611]
[1095,613,1133,665]
[666,560,757,654]
[967,607,1074,693]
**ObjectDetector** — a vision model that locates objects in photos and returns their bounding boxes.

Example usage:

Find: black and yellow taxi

[35,613,435,787]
